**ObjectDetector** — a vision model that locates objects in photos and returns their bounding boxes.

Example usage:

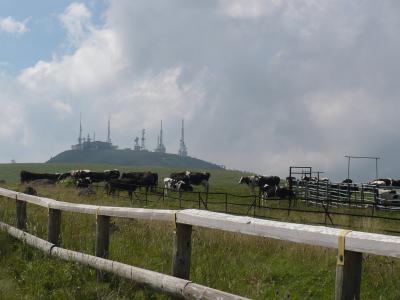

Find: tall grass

[0,163,400,299]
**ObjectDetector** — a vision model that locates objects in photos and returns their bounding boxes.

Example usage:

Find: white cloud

[0,16,29,34]
[51,100,73,119]
[2,0,400,180]
[218,0,282,18]
[19,28,125,93]
[59,2,92,45]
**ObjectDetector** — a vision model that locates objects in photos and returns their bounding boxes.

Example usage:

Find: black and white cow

[239,175,280,195]
[238,175,259,193]
[170,171,210,191]
[261,185,295,204]
[71,169,120,183]
[163,178,193,196]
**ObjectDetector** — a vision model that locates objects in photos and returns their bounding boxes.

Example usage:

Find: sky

[1,0,400,182]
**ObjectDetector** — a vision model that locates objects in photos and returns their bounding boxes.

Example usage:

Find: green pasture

[0,163,400,299]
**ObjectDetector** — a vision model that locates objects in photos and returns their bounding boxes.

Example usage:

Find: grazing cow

[163,178,193,196]
[260,184,278,204]
[239,175,280,195]
[238,176,259,193]
[121,172,159,191]
[170,171,210,191]
[187,172,210,191]
[70,169,120,183]
[105,178,138,200]
[139,172,159,191]
[257,176,280,187]
[261,185,295,203]
[20,171,61,184]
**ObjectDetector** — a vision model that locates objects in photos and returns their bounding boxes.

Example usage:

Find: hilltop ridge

[47,149,223,169]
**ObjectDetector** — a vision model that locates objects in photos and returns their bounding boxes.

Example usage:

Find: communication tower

[178,119,188,157]
[154,120,166,153]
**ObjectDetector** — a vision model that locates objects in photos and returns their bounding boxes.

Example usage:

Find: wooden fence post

[96,214,110,281]
[16,196,27,231]
[172,223,192,280]
[335,250,362,300]
[48,208,61,245]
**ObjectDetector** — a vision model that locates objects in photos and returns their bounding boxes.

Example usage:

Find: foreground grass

[1,163,400,299]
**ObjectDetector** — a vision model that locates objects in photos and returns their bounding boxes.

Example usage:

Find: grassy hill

[47,149,223,169]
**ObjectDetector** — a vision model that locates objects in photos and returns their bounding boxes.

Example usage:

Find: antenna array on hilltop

[72,116,189,156]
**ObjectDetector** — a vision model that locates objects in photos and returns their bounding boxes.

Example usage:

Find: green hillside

[47,149,222,169]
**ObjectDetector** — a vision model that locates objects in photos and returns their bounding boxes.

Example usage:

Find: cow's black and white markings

[239,175,280,197]
[170,171,210,192]
[163,177,193,196]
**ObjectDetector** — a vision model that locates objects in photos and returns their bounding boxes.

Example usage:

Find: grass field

[1,163,400,299]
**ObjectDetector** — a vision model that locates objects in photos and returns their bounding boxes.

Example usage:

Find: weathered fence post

[96,214,110,281]
[335,250,362,300]
[172,223,192,279]
[48,208,61,245]
[16,195,27,231]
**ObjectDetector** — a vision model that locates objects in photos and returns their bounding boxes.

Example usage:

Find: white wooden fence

[1,187,400,299]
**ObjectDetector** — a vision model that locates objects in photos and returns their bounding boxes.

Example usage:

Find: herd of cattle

[20,170,289,200]
[18,170,400,203]
[19,170,210,199]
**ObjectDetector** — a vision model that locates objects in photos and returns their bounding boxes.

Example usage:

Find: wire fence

[88,180,400,232]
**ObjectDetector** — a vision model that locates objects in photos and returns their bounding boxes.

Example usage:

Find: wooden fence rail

[2,187,400,299]
[0,221,247,300]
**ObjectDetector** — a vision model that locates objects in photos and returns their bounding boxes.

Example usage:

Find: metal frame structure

[344,156,380,180]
